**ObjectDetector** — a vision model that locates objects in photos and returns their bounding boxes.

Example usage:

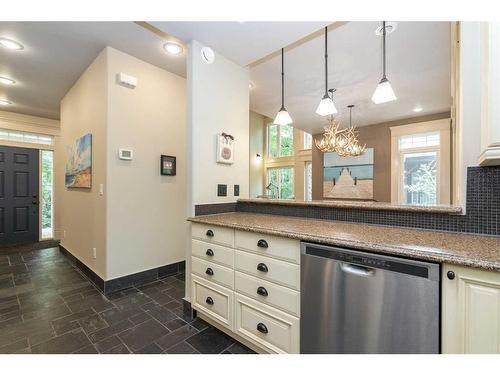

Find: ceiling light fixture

[0,76,16,85]
[0,99,12,106]
[316,27,337,116]
[273,48,292,126]
[163,42,183,55]
[0,37,24,50]
[371,21,397,104]
[413,105,423,113]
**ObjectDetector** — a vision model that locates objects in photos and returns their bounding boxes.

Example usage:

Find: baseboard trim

[59,245,185,295]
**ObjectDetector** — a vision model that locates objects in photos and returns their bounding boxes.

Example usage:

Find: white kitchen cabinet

[442,264,500,353]
[479,22,500,166]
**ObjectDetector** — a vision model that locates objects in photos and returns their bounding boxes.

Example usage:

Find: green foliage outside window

[268,124,293,158]
[41,150,53,230]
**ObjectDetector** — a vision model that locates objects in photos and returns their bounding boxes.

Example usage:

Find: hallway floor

[0,244,255,354]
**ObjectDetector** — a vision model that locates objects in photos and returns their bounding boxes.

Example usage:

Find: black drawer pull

[205,268,214,276]
[206,249,214,257]
[256,286,268,297]
[257,263,268,273]
[257,322,268,334]
[206,229,214,237]
[206,297,214,305]
[447,271,455,280]
[257,239,268,248]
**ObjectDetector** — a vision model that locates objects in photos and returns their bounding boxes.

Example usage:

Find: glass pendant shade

[371,77,397,104]
[316,94,337,116]
[274,106,293,125]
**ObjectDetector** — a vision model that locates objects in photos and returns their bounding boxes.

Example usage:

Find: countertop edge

[237,199,464,215]
[188,215,500,272]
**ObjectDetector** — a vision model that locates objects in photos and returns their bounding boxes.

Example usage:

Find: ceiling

[0,21,331,120]
[249,22,452,135]
[150,21,331,66]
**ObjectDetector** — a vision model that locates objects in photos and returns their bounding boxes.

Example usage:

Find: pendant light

[371,21,397,104]
[274,48,293,125]
[316,27,337,116]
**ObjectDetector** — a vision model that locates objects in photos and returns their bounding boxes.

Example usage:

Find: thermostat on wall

[119,148,133,160]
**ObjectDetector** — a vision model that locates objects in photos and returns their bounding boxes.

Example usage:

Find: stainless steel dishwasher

[300,242,440,354]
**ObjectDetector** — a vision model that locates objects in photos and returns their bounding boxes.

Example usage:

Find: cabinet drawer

[191,257,234,289]
[192,275,233,330]
[235,230,300,264]
[192,239,234,268]
[234,250,300,291]
[192,223,234,247]
[234,293,299,354]
[235,271,300,317]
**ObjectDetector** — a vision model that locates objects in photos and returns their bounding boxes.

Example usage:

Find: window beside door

[267,167,294,199]
[41,150,54,239]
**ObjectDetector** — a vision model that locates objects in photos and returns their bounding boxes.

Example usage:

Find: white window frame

[303,132,313,150]
[266,166,294,200]
[267,123,294,159]
[304,161,312,201]
[390,119,451,205]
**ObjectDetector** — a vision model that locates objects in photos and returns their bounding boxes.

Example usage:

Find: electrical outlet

[92,248,97,259]
[63,230,66,238]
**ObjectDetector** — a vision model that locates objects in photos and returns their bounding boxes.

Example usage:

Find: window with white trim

[267,124,293,158]
[304,161,312,201]
[0,128,54,146]
[267,167,294,199]
[303,132,313,150]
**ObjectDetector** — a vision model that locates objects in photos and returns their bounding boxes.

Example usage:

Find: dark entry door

[0,145,39,245]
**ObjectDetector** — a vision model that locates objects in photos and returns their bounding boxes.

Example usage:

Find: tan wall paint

[312,112,451,201]
[105,47,187,280]
[249,111,265,198]
[56,50,108,278]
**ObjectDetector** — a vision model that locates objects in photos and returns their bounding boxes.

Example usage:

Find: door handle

[256,286,268,297]
[340,263,375,277]
[256,322,268,334]
[257,239,268,248]
[257,263,268,273]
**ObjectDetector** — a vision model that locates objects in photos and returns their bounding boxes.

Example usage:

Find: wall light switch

[234,184,240,196]
[217,184,227,197]
[99,184,104,196]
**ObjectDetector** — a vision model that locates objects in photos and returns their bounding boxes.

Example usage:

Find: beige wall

[56,50,108,278]
[57,47,187,281]
[105,47,187,280]
[249,111,265,198]
[312,112,451,201]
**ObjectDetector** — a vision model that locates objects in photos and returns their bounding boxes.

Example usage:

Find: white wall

[249,111,265,198]
[105,47,187,280]
[188,40,250,206]
[186,40,250,300]
[57,50,108,279]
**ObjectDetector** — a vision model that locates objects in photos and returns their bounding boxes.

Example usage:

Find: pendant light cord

[382,21,387,79]
[349,106,352,127]
[324,26,328,96]
[281,48,285,108]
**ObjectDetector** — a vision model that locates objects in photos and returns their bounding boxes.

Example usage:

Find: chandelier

[314,105,366,157]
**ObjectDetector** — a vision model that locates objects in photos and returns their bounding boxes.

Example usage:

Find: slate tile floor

[0,243,255,354]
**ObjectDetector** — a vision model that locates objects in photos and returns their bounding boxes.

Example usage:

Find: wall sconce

[256,153,261,158]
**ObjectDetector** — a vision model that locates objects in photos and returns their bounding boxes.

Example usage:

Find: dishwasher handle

[340,263,375,277]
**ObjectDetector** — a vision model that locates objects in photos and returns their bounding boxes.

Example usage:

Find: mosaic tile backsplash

[194,167,500,236]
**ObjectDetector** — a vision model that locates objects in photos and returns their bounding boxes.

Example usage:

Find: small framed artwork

[216,133,234,164]
[160,155,176,176]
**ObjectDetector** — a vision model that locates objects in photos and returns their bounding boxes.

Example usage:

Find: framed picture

[216,133,234,164]
[161,155,176,176]
[323,148,374,200]
[65,133,92,188]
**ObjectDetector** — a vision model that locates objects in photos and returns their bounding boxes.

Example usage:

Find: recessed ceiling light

[413,106,423,113]
[163,42,183,55]
[0,37,24,50]
[0,99,12,106]
[375,22,398,36]
[0,76,16,85]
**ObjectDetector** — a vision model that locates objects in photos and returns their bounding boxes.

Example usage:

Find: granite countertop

[238,198,463,215]
[188,212,500,272]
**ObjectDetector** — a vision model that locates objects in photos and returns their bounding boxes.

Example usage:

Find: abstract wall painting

[65,133,92,188]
